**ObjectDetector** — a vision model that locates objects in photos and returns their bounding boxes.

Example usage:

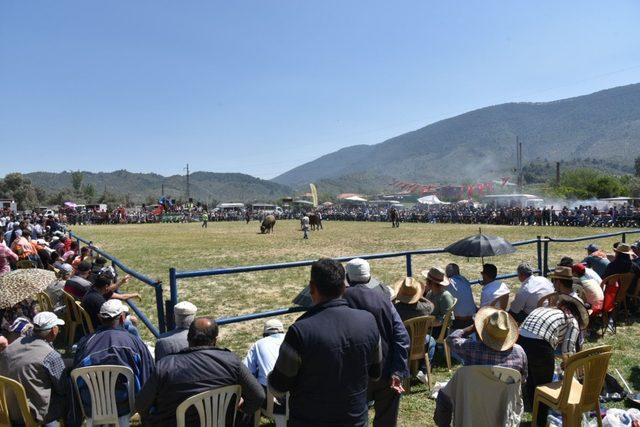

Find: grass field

[72,220,640,426]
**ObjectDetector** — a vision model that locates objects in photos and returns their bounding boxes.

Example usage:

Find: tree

[0,173,42,210]
[551,168,627,199]
[82,184,96,203]
[71,171,83,193]
[635,156,640,178]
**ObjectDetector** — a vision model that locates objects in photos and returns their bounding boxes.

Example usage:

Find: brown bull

[260,215,276,234]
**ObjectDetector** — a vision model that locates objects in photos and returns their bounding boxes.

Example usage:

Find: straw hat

[392,277,423,304]
[421,267,449,286]
[474,307,519,352]
[548,266,573,281]
[557,294,589,328]
[614,243,634,255]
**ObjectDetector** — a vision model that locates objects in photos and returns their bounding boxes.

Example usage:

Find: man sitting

[549,266,579,298]
[445,263,477,329]
[155,301,197,360]
[64,260,93,299]
[244,319,285,388]
[136,317,265,425]
[479,264,510,309]
[74,300,154,424]
[345,257,393,299]
[572,263,604,312]
[0,312,67,426]
[434,307,527,426]
[582,244,610,278]
[509,262,554,323]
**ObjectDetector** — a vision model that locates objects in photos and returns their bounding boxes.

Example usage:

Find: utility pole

[184,164,190,202]
[161,182,165,197]
[556,162,561,186]
[516,136,523,192]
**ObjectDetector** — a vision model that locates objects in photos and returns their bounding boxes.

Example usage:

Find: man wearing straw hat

[434,307,527,426]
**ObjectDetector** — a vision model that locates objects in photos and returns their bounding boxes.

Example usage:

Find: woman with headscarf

[0,239,19,275]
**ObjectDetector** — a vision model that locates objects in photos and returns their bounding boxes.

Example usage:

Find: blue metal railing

[69,232,165,337]
[169,228,640,327]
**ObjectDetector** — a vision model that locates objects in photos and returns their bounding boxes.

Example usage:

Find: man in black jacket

[135,317,265,426]
[268,258,382,427]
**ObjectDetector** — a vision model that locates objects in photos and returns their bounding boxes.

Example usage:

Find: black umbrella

[444,229,516,263]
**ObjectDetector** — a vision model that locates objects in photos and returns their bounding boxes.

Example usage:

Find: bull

[260,215,276,234]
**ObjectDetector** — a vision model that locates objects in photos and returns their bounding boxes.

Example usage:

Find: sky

[1,1,639,179]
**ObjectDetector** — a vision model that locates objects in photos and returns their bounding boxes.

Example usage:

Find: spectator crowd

[0,213,639,426]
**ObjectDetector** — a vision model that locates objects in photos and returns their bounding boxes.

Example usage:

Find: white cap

[99,300,127,319]
[174,301,197,316]
[345,258,371,283]
[59,263,73,274]
[33,312,65,331]
[263,319,284,334]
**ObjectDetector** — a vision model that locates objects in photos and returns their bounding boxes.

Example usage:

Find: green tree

[0,173,42,210]
[551,168,627,199]
[71,171,83,193]
[635,156,640,178]
[82,183,96,203]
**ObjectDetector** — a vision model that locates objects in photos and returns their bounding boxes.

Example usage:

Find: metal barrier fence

[169,229,640,327]
[69,232,165,337]
[70,228,640,334]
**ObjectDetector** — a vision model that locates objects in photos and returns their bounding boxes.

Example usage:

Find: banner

[309,183,318,207]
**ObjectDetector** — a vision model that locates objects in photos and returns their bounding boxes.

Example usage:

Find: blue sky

[1,1,639,179]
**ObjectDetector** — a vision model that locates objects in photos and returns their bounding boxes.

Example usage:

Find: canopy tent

[341,196,368,203]
[292,199,314,206]
[417,195,447,205]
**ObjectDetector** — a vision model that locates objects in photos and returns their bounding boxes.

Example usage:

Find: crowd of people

[1,210,640,426]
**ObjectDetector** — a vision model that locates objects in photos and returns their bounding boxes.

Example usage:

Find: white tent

[342,196,368,203]
[417,195,446,205]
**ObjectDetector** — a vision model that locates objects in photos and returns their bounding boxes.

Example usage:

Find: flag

[309,183,318,207]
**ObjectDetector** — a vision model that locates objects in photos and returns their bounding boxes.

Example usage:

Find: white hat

[33,312,65,331]
[263,319,284,335]
[99,299,127,319]
[59,263,73,274]
[174,301,198,316]
[345,258,371,283]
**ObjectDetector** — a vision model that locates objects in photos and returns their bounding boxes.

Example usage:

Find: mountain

[273,83,640,190]
[24,170,292,203]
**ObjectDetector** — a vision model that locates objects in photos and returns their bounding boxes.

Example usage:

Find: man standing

[136,317,265,425]
[301,215,310,239]
[268,258,382,427]
[0,312,67,426]
[344,259,410,427]
[445,263,477,329]
[201,211,208,228]
[155,301,197,360]
[479,264,510,309]
[509,262,554,323]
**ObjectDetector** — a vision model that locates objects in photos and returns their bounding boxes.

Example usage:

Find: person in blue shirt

[445,263,478,329]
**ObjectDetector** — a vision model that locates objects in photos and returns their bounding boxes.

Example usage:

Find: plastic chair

[0,375,39,427]
[436,298,457,371]
[592,276,621,336]
[176,384,241,427]
[532,346,612,427]
[62,290,94,348]
[70,365,135,427]
[254,390,288,427]
[35,291,54,313]
[403,315,435,390]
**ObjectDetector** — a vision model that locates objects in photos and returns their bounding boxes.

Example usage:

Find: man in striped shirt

[517,294,588,426]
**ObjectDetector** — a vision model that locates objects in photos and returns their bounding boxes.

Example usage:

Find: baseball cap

[174,301,197,316]
[33,312,65,331]
[263,319,285,335]
[585,244,599,253]
[345,258,371,283]
[58,263,73,275]
[99,300,127,319]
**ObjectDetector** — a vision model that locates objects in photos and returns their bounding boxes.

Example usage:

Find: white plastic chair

[254,390,289,427]
[71,365,135,427]
[176,384,241,427]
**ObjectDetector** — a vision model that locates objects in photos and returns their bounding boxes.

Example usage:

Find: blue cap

[585,244,598,253]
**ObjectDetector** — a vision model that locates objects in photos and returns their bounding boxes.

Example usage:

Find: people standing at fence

[479,264,510,309]
[509,262,554,324]
[136,316,265,426]
[268,258,383,427]
[445,263,477,329]
[344,259,410,427]
[155,301,197,360]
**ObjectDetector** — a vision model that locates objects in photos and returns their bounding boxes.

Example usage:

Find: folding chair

[532,346,612,427]
[71,365,135,427]
[436,298,457,371]
[176,384,241,427]
[403,315,436,390]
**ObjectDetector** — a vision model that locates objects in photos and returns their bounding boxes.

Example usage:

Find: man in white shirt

[509,262,554,323]
[479,264,510,309]
[581,265,601,283]
[244,319,286,387]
